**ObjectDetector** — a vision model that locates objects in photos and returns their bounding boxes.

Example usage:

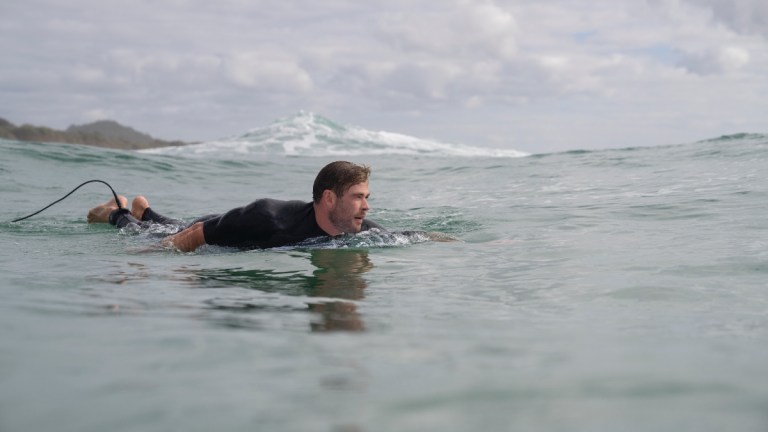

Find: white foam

[142,112,529,158]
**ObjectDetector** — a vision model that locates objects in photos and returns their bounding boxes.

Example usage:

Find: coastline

[0,117,188,150]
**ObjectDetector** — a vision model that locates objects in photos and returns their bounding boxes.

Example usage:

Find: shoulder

[243,198,311,215]
[362,218,386,232]
[247,199,316,230]
[204,199,310,232]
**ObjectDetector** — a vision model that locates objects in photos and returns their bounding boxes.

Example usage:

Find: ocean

[2,113,767,431]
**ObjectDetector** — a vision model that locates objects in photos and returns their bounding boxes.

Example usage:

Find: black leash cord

[11,180,122,223]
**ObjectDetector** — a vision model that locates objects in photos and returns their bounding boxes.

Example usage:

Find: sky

[1,0,766,153]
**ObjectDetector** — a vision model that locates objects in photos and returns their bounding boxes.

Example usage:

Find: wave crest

[142,112,528,158]
[698,133,768,144]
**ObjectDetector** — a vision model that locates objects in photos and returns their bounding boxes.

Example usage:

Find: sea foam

[141,112,528,158]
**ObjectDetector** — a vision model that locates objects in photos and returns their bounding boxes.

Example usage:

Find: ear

[322,189,336,207]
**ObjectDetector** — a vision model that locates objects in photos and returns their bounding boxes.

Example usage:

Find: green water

[2,134,768,431]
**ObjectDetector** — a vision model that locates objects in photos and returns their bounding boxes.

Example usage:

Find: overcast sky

[1,0,766,152]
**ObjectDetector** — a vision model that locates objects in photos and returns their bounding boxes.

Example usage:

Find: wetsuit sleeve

[362,219,386,232]
[109,208,140,228]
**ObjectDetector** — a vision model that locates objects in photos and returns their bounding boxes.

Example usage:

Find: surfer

[86,161,384,251]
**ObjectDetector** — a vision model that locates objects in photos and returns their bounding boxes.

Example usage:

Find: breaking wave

[141,112,528,158]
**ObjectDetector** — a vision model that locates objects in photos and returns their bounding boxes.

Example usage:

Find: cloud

[1,0,767,151]
[377,0,518,59]
[678,45,751,74]
[683,0,768,37]
[647,0,768,39]
[83,108,113,122]
[224,52,314,93]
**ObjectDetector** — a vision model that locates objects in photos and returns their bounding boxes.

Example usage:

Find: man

[87,161,384,252]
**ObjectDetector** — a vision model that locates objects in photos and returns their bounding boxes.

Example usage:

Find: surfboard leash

[11,179,122,223]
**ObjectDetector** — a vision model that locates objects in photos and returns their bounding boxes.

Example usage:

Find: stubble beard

[329,203,359,235]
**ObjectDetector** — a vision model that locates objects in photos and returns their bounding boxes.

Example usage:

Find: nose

[362,197,369,211]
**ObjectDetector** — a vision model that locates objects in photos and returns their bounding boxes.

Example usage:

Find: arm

[162,222,206,252]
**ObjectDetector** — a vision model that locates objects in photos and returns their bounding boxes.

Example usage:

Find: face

[328,182,370,234]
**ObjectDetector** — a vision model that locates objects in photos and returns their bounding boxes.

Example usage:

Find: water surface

[2,116,767,431]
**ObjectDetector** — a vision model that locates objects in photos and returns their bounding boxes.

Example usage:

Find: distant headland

[0,117,188,150]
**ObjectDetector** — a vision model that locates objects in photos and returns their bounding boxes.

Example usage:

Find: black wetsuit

[109,198,384,249]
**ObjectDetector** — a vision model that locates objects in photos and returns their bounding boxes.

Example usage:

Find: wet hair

[313,161,371,203]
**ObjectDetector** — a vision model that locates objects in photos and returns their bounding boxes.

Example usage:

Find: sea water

[1,113,767,431]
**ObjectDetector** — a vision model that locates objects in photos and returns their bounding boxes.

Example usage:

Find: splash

[297,229,434,249]
[141,112,528,158]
